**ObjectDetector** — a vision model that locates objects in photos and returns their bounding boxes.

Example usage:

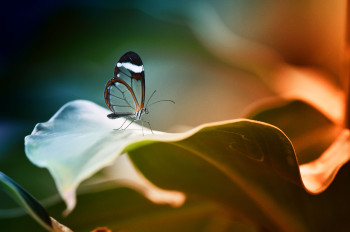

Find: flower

[25,100,186,214]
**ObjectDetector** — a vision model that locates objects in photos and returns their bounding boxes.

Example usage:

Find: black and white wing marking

[104,51,145,119]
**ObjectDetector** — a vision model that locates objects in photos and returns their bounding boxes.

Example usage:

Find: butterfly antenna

[146,90,157,107]
[147,99,175,107]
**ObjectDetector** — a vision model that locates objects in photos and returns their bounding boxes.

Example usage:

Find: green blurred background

[0,0,345,231]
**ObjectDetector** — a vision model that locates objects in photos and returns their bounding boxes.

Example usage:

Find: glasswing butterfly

[104,51,174,133]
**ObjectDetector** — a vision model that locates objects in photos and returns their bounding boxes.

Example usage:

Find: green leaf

[55,187,259,232]
[0,172,52,231]
[127,120,307,231]
[248,100,341,163]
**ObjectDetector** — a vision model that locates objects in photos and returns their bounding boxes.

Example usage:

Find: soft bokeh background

[0,0,346,231]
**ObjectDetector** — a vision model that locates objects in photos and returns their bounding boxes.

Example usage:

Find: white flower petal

[25,100,161,213]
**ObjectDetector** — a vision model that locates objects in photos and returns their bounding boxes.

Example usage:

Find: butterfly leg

[114,117,134,130]
[143,120,154,134]
[114,118,128,130]
[123,118,136,130]
[141,120,144,136]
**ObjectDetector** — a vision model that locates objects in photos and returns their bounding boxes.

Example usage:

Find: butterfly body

[106,107,148,120]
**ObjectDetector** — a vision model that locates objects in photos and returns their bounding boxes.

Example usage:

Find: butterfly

[104,51,174,132]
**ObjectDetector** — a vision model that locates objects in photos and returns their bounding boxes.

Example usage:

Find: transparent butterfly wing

[105,79,137,117]
[104,51,145,118]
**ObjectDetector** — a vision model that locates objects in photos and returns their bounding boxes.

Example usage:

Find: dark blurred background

[1,0,344,130]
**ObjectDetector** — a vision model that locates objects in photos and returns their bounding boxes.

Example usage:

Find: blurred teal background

[0,0,345,231]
